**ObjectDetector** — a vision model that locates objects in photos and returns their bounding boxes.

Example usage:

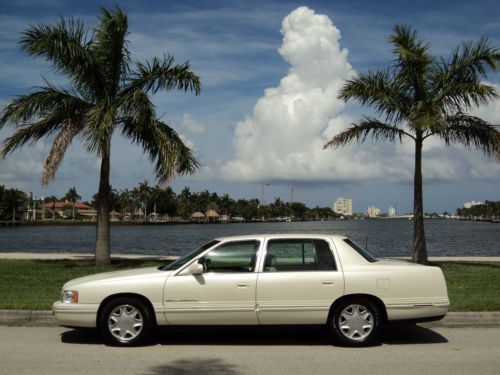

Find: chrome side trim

[165,307,255,313]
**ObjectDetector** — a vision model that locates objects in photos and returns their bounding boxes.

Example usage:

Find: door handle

[237,282,250,288]
[321,280,335,285]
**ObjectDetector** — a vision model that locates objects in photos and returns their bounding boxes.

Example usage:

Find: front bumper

[52,301,99,328]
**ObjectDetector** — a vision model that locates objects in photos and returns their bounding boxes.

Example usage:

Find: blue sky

[0,0,499,213]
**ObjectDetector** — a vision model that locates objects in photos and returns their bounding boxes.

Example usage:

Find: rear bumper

[52,301,98,328]
[386,300,449,322]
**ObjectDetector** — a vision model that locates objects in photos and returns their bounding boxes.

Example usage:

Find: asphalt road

[1,325,499,375]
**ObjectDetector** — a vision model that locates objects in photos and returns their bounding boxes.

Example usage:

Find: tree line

[0,183,338,222]
[456,201,500,218]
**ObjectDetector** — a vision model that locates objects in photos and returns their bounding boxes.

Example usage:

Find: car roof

[214,233,348,242]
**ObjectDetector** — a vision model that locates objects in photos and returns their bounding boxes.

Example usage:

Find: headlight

[61,290,79,304]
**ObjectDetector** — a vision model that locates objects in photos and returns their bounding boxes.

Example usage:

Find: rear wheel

[99,297,154,346]
[329,298,382,347]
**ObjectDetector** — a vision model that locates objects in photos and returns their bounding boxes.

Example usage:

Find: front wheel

[328,299,382,347]
[99,297,154,346]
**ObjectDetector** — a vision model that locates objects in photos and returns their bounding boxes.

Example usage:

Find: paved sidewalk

[0,252,177,261]
[1,309,499,327]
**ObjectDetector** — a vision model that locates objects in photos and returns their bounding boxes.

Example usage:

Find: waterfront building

[333,197,353,216]
[43,201,94,219]
[463,200,483,209]
[367,206,381,218]
[388,206,396,217]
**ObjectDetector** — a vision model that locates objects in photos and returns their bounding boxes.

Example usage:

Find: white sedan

[53,234,449,346]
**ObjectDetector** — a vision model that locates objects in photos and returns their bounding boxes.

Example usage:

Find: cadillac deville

[53,234,449,346]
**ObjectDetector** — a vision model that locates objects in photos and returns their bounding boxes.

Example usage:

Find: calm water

[0,220,499,257]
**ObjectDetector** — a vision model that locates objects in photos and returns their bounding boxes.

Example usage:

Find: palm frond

[338,70,410,123]
[389,25,432,69]
[20,17,105,100]
[42,119,82,186]
[431,113,500,157]
[80,102,116,156]
[389,25,432,100]
[324,117,414,149]
[92,6,130,96]
[432,38,500,112]
[124,55,201,96]
[120,117,199,183]
[0,85,86,128]
[1,92,88,156]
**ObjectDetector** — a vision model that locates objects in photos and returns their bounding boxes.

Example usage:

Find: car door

[256,238,344,324]
[164,240,261,325]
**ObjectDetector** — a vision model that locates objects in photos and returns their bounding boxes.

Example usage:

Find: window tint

[162,240,219,270]
[264,239,336,272]
[201,240,260,273]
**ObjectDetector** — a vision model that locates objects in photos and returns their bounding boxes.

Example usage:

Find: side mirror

[179,262,204,276]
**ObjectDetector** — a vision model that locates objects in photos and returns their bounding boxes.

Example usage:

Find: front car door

[164,239,261,325]
[256,237,344,324]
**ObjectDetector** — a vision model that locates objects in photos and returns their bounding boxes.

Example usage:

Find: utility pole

[290,186,294,203]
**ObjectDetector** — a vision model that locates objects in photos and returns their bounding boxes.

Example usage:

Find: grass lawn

[0,259,498,311]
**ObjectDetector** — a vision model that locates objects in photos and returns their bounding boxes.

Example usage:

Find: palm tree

[64,186,81,220]
[137,180,152,222]
[325,26,500,264]
[116,188,132,221]
[0,7,200,265]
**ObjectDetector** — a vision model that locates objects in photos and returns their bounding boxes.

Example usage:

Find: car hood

[63,267,173,288]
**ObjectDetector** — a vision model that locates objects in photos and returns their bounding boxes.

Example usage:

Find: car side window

[201,240,260,273]
[264,239,336,272]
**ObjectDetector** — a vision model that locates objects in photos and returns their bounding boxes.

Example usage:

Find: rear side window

[344,239,378,263]
[264,239,336,272]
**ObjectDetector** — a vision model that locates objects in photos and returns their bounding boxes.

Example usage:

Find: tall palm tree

[0,7,200,264]
[325,26,500,264]
[64,186,81,220]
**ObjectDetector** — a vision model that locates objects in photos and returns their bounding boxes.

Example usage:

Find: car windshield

[344,239,378,263]
[160,240,220,270]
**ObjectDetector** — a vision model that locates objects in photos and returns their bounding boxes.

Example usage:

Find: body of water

[0,219,499,257]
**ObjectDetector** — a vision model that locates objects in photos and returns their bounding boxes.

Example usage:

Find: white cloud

[220,6,500,185]
[180,113,206,135]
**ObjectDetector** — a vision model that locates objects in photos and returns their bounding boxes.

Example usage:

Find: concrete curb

[1,310,500,327]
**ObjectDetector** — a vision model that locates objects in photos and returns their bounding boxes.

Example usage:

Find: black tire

[328,298,382,347]
[99,297,154,346]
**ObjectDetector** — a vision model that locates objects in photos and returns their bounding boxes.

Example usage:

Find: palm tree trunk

[412,133,428,264]
[95,149,111,265]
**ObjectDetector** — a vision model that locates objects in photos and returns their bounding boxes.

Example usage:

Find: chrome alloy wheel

[338,304,374,341]
[108,304,143,342]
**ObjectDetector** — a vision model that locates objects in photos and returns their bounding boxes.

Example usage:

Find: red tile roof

[44,201,92,209]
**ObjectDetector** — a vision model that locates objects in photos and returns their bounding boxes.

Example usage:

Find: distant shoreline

[1,217,498,227]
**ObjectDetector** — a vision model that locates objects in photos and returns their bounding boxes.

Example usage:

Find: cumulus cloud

[180,113,206,135]
[220,6,500,184]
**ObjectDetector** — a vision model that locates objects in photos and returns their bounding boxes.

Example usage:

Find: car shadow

[143,359,239,375]
[60,324,447,346]
[381,324,448,345]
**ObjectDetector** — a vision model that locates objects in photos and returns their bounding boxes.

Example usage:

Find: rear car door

[256,238,344,324]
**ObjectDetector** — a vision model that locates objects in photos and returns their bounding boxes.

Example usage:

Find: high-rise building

[388,206,396,217]
[367,206,381,218]
[333,197,353,216]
